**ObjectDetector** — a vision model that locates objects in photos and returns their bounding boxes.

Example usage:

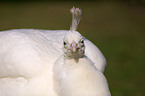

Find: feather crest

[70,7,82,32]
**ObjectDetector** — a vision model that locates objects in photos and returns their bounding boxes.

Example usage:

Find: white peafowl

[0,7,108,96]
[53,7,111,96]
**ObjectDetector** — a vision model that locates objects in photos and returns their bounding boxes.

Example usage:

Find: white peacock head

[63,7,84,58]
[63,31,85,58]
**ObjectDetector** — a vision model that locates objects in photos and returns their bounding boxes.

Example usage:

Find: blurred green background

[0,0,145,96]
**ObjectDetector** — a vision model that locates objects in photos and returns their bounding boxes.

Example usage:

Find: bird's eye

[80,39,84,44]
[64,41,67,45]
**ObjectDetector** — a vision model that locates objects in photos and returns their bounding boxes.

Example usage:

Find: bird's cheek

[68,49,71,53]
[81,47,85,52]
[64,45,67,48]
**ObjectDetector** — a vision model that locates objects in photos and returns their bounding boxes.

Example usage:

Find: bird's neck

[63,54,96,70]
[64,54,85,63]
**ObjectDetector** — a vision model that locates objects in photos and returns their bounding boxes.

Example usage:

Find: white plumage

[0,7,109,96]
[53,55,111,96]
[53,7,110,96]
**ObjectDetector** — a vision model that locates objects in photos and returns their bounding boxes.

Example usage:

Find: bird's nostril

[76,47,80,50]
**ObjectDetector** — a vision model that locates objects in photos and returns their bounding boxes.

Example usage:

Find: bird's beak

[71,42,77,52]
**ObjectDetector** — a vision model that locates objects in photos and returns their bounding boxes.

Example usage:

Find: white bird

[0,7,107,96]
[53,7,111,96]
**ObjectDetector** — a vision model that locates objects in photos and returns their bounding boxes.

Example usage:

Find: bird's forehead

[64,31,83,43]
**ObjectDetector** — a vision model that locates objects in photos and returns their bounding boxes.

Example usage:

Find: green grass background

[0,1,145,96]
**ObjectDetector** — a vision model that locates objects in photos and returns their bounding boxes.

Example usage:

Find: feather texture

[53,55,111,96]
[0,29,106,96]
[0,7,107,96]
[70,7,82,31]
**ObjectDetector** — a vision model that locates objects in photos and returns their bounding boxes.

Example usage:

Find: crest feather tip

[70,7,82,32]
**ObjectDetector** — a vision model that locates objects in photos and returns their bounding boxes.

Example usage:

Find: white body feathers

[0,6,110,96]
[53,55,110,96]
[0,29,106,96]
